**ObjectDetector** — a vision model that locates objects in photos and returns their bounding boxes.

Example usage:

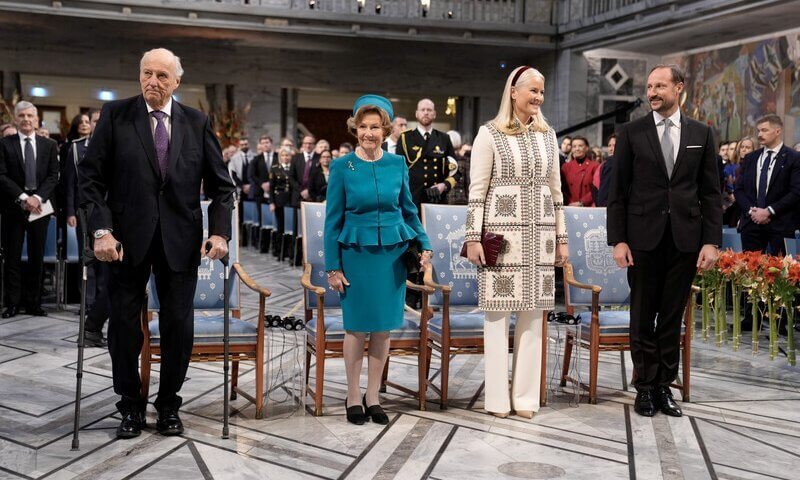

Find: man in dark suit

[595,134,616,207]
[0,101,59,318]
[608,64,721,418]
[734,114,800,255]
[79,48,234,439]
[290,134,318,206]
[395,99,459,213]
[249,134,278,205]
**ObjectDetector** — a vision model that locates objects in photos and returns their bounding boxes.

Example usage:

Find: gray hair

[14,101,37,116]
[279,146,295,158]
[140,48,184,79]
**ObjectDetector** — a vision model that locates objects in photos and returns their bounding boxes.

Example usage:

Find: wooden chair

[299,201,433,416]
[140,202,272,418]
[419,204,546,410]
[559,207,694,403]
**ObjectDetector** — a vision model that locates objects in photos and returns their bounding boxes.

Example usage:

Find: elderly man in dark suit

[734,114,800,255]
[608,64,721,418]
[80,48,235,439]
[0,101,59,318]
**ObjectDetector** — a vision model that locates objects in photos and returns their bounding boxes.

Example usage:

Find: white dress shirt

[652,110,681,164]
[145,98,172,139]
[386,138,397,154]
[755,143,783,196]
[417,125,433,138]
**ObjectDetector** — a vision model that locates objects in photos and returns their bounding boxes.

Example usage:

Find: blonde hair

[730,136,757,164]
[346,105,392,139]
[491,66,550,135]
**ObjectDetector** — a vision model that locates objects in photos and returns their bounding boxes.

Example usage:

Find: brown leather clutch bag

[460,231,505,267]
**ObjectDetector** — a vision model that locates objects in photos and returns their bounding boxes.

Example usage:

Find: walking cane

[206,240,231,439]
[71,207,120,450]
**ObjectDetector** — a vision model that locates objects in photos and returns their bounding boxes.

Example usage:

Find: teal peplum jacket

[324,151,432,271]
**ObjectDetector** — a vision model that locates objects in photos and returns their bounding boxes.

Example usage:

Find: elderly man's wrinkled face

[15,107,38,136]
[140,52,180,109]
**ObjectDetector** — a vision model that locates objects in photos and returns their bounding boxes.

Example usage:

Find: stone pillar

[456,96,479,143]
[235,84,282,142]
[281,87,298,141]
[552,48,588,132]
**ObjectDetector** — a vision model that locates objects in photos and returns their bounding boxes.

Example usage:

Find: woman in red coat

[561,135,599,206]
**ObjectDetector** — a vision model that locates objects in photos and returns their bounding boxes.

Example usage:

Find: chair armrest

[422,266,451,293]
[691,285,701,294]
[233,263,271,297]
[300,263,326,296]
[563,262,602,293]
[406,279,435,294]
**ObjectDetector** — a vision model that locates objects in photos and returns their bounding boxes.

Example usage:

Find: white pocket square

[686,145,703,149]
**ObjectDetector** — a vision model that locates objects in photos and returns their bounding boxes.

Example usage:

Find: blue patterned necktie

[151,111,169,178]
[757,150,773,208]
[24,137,37,190]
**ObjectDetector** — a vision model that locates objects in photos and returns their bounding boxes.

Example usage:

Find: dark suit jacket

[79,95,235,271]
[62,137,89,218]
[607,113,722,252]
[308,165,328,202]
[596,155,614,207]
[248,151,278,201]
[0,133,59,212]
[289,152,318,206]
[734,145,800,235]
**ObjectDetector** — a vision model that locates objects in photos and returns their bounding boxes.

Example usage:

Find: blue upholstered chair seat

[306,315,421,341]
[428,313,515,338]
[575,310,685,339]
[149,315,257,345]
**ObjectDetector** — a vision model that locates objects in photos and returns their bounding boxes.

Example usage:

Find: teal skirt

[339,241,407,332]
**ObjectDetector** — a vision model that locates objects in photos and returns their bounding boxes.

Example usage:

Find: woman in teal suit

[325,95,432,425]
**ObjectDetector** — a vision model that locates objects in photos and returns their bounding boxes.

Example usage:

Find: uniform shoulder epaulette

[70,135,89,143]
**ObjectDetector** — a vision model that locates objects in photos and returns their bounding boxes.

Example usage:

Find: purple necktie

[302,156,312,188]
[151,111,169,178]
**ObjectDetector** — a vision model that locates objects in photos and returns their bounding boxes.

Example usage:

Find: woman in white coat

[464,66,568,419]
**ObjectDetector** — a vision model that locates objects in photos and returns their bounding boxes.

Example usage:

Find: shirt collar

[764,143,783,155]
[20,132,36,142]
[417,125,433,137]
[653,109,681,128]
[146,97,173,117]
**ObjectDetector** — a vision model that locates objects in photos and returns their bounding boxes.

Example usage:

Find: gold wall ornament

[445,96,457,116]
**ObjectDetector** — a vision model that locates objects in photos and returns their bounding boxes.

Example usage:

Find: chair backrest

[722,231,743,252]
[420,203,478,307]
[786,237,799,256]
[260,203,274,229]
[564,207,630,307]
[722,227,737,235]
[301,201,340,308]
[284,206,296,235]
[23,216,58,262]
[243,200,257,225]
[148,201,240,311]
[66,224,79,263]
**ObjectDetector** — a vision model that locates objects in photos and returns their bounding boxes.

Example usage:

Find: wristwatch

[93,229,112,239]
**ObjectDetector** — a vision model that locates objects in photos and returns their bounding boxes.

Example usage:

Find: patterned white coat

[465,123,567,311]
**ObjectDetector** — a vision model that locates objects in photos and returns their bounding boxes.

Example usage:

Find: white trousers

[483,310,544,413]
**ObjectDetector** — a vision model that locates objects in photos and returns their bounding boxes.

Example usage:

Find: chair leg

[440,343,450,410]
[418,343,427,412]
[425,345,433,379]
[231,361,239,400]
[380,357,389,394]
[560,332,574,387]
[682,336,691,402]
[305,348,312,388]
[140,352,151,401]
[589,342,599,404]
[314,352,325,416]
[255,351,264,419]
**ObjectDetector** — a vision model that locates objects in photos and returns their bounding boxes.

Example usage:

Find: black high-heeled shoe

[362,394,390,425]
[345,398,367,425]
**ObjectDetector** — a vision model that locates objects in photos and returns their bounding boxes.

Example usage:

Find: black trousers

[108,227,197,413]
[628,226,697,391]
[741,223,786,255]
[1,211,50,308]
[77,223,111,332]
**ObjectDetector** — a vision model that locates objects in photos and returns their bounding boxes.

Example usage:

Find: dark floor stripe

[704,418,800,458]
[119,439,189,480]
[421,425,457,479]
[690,417,718,480]
[338,414,401,479]
[0,465,34,480]
[712,462,791,480]
[187,440,215,480]
[624,404,636,480]
[374,417,434,479]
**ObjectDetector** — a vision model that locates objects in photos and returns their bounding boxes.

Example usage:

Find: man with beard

[608,64,720,418]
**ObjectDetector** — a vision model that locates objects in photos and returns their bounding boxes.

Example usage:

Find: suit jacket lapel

[768,146,788,191]
[165,101,185,184]
[35,136,48,183]
[670,114,690,182]
[643,117,670,180]
[133,96,161,178]
[11,134,24,173]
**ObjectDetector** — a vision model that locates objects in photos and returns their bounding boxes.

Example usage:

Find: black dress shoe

[345,398,367,425]
[83,330,108,348]
[25,306,47,317]
[656,387,682,417]
[156,408,184,436]
[2,306,19,319]
[634,390,657,417]
[363,394,389,425]
[116,410,145,439]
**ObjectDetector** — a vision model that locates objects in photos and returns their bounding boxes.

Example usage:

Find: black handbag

[404,242,421,275]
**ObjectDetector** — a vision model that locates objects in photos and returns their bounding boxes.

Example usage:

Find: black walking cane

[205,240,231,439]
[71,206,120,450]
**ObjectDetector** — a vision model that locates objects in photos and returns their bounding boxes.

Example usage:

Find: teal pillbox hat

[352,94,394,120]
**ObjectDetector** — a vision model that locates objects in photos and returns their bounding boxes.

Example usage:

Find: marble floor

[1,247,799,480]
